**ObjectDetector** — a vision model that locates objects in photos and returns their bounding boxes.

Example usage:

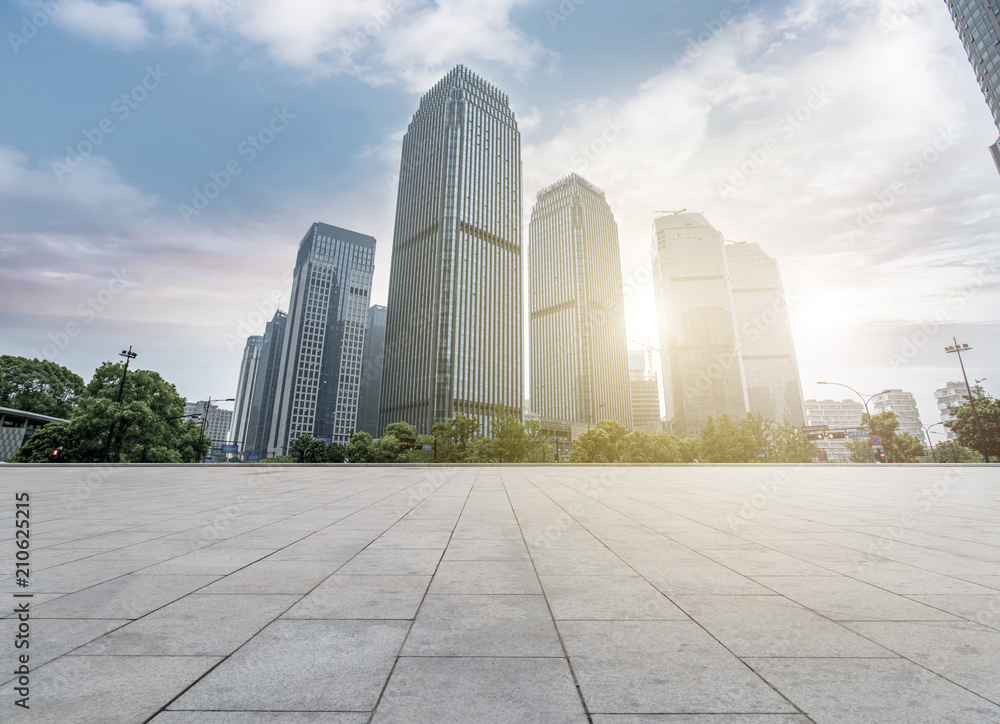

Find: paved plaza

[1,464,1000,723]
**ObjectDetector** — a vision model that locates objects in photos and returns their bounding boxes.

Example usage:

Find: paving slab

[283,574,431,619]
[171,619,409,711]
[428,560,542,594]
[150,714,370,723]
[590,717,813,723]
[32,573,220,619]
[371,656,588,723]
[541,575,689,621]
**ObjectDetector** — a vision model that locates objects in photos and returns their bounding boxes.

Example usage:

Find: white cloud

[54,0,154,50]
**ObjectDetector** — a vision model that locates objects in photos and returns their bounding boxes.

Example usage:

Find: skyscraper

[944,0,1000,172]
[652,212,748,437]
[357,304,387,436]
[529,174,631,428]
[871,389,925,448]
[628,350,662,432]
[245,309,286,458]
[725,242,805,426]
[229,335,262,453]
[270,223,376,454]
[381,65,523,433]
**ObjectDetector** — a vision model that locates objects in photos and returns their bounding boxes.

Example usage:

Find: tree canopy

[0,356,85,418]
[945,387,999,462]
[846,411,925,463]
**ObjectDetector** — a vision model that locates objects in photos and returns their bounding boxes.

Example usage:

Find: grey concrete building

[871,388,925,449]
[944,0,1000,171]
[381,65,523,434]
[229,335,262,453]
[725,242,805,427]
[245,310,287,458]
[270,223,375,454]
[530,174,631,429]
[804,398,864,463]
[936,380,970,439]
[184,401,233,450]
[357,304,387,436]
[0,406,66,460]
[652,212,748,438]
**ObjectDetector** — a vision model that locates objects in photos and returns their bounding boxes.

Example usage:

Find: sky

[1,0,998,441]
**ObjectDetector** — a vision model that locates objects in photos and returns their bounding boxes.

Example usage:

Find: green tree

[0,356,85,418]
[769,417,820,463]
[931,440,984,463]
[289,435,345,463]
[431,413,481,462]
[11,361,210,463]
[846,412,924,463]
[698,415,756,463]
[945,387,999,462]
[570,419,630,462]
[619,430,683,463]
[345,431,375,463]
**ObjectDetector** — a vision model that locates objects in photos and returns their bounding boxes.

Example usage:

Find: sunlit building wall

[530,174,631,428]
[725,242,805,427]
[805,398,863,463]
[936,380,970,440]
[381,65,523,433]
[245,310,286,458]
[229,335,262,452]
[652,212,748,438]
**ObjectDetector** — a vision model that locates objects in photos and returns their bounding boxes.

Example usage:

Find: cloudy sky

[1,0,997,436]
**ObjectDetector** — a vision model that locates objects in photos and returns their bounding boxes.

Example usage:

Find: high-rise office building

[652,212,748,438]
[628,350,662,432]
[529,174,631,428]
[245,310,287,458]
[270,223,375,454]
[229,335,262,453]
[357,304,387,436]
[804,398,864,463]
[872,389,925,448]
[935,380,970,439]
[381,65,523,433]
[944,0,1000,172]
[725,242,805,427]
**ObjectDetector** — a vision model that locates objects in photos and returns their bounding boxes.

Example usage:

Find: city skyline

[1,1,998,428]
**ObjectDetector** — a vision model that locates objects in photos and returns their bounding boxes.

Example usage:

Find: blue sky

[1,0,998,436]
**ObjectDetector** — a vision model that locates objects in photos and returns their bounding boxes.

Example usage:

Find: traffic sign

[870,436,882,446]
[847,430,867,439]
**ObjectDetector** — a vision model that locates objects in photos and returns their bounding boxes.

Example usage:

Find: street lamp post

[589,403,606,426]
[102,346,138,463]
[945,339,990,464]
[817,381,892,463]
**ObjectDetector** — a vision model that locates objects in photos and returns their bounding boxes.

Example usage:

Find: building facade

[804,398,864,463]
[269,223,376,454]
[725,242,805,427]
[381,65,523,434]
[357,304,388,436]
[652,212,748,438]
[185,401,234,450]
[229,335,262,453]
[628,350,663,432]
[245,310,287,458]
[530,174,631,428]
[871,389,925,449]
[944,0,1000,172]
[935,380,970,439]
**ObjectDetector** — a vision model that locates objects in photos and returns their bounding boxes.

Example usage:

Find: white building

[805,398,864,463]
[935,381,970,440]
[229,336,262,453]
[185,401,234,450]
[871,389,925,449]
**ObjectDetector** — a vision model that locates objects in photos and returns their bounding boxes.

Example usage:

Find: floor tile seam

[521,476,814,722]
[363,473,474,724]
[502,473,596,724]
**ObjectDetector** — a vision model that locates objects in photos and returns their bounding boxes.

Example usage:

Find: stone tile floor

[1,464,999,723]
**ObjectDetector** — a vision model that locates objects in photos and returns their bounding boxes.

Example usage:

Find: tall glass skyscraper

[230,335,262,452]
[381,65,523,433]
[944,0,1000,171]
[245,309,286,458]
[357,304,387,436]
[652,212,748,438]
[529,174,631,427]
[725,242,805,427]
[270,223,376,454]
